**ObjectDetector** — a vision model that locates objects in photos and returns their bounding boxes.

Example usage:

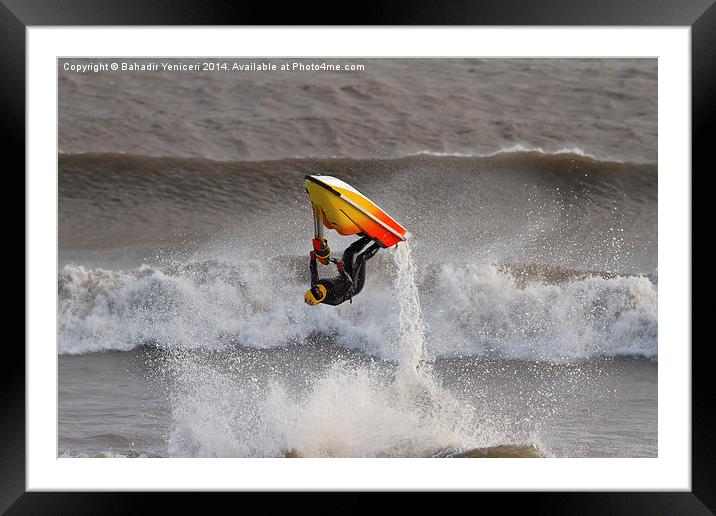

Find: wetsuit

[310,235,380,306]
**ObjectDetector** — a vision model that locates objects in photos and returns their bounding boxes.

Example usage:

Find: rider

[304,234,381,306]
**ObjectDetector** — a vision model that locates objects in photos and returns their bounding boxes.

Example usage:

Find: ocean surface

[58,58,657,458]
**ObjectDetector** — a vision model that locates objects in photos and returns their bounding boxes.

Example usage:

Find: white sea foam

[165,355,488,457]
[58,248,657,362]
[414,145,598,160]
[426,263,657,361]
[59,243,642,458]
[165,243,491,457]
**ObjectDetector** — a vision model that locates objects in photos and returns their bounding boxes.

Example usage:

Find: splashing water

[158,240,499,456]
[59,256,657,361]
[393,241,427,379]
[389,243,472,440]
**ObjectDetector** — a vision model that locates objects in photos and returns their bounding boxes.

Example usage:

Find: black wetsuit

[310,235,381,306]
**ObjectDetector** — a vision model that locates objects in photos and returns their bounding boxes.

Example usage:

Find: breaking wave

[58,151,657,265]
[58,255,657,361]
[161,244,542,458]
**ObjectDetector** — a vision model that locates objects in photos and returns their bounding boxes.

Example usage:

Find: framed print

[7,0,710,511]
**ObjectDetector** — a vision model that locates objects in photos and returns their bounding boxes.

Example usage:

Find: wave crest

[58,256,657,361]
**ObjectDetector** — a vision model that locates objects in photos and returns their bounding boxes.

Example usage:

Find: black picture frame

[6,0,709,511]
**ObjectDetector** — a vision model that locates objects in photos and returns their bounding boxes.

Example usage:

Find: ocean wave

[58,151,657,277]
[59,58,657,164]
[59,145,631,164]
[414,145,615,163]
[59,450,160,458]
[58,255,657,361]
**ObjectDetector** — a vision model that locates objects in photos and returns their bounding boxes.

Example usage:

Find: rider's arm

[335,259,353,285]
[310,251,319,287]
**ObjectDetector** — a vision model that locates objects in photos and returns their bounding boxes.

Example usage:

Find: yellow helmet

[304,284,327,305]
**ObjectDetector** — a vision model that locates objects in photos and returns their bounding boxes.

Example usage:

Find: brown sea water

[58,58,657,457]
